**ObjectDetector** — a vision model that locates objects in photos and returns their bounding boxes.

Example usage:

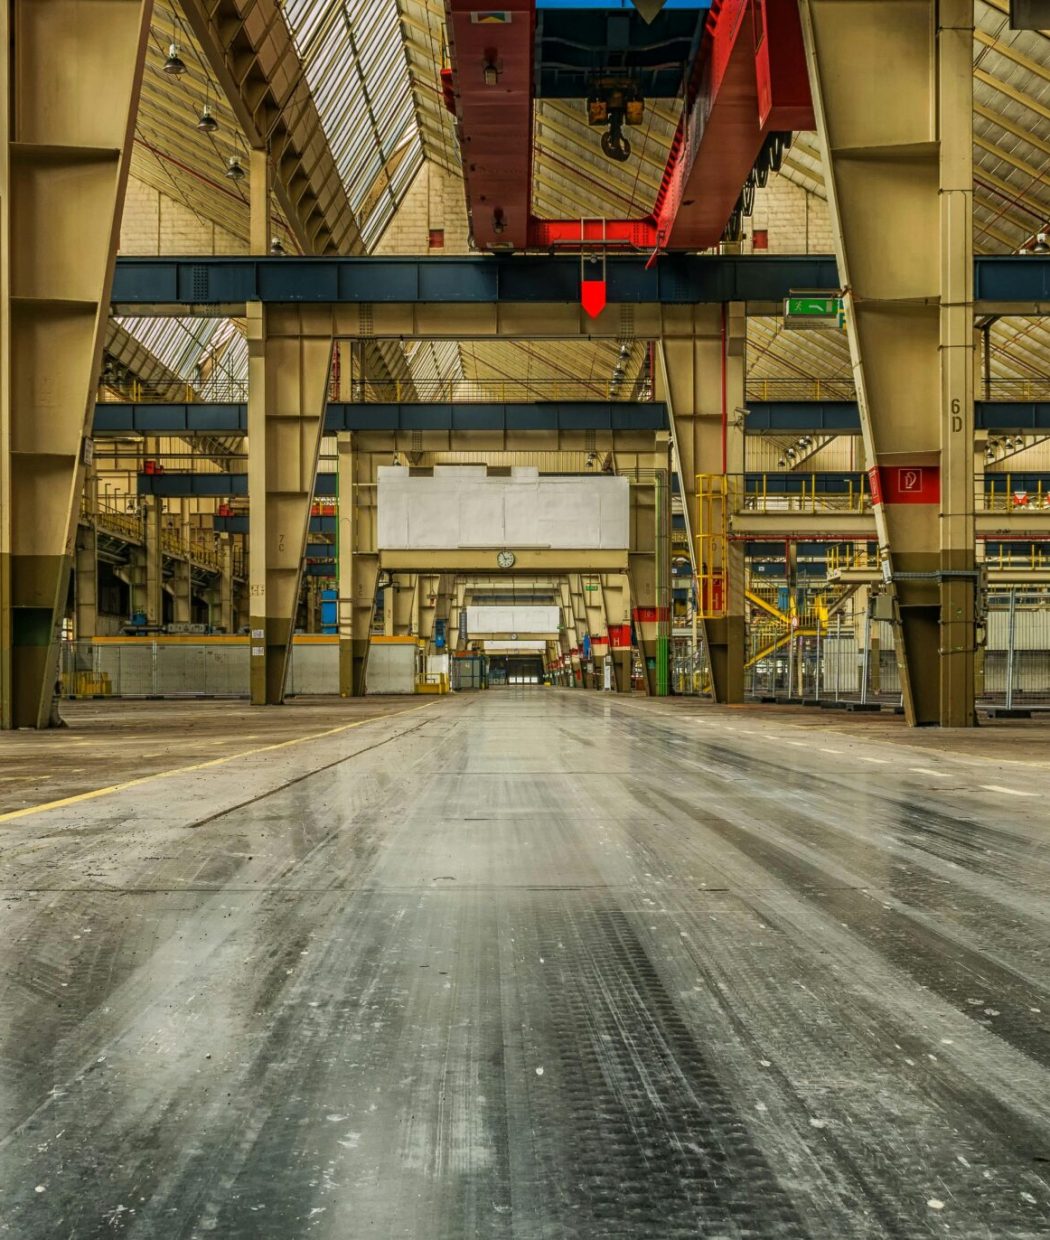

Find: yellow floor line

[0,701,440,826]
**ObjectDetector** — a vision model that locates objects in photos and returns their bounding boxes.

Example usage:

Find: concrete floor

[1,691,1049,1237]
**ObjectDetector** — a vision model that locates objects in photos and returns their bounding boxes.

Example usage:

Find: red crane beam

[445,0,812,254]
[654,0,813,250]
[444,2,535,251]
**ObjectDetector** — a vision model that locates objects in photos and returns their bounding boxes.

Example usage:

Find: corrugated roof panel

[282,0,424,248]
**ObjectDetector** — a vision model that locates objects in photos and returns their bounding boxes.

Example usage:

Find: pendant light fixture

[163,42,187,75]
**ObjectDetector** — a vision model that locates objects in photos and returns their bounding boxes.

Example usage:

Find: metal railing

[983,544,1050,573]
[98,378,248,403]
[745,378,1050,402]
[745,378,857,401]
[97,377,652,405]
[342,378,648,403]
[100,375,1050,407]
[737,474,872,514]
[826,544,884,576]
[979,476,1050,512]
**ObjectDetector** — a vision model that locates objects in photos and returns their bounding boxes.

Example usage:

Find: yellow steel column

[601,573,632,692]
[392,574,416,635]
[618,446,672,696]
[249,148,272,257]
[337,433,353,695]
[0,0,152,727]
[219,538,234,633]
[447,579,466,655]
[74,524,97,642]
[799,0,976,726]
[656,304,746,704]
[347,442,379,693]
[571,576,589,685]
[938,0,977,725]
[145,499,163,626]
[247,304,332,705]
[416,574,440,648]
[172,558,192,625]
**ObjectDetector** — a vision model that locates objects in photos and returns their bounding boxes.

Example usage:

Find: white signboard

[466,605,560,635]
[377,467,629,551]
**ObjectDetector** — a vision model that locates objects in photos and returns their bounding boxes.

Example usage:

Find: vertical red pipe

[720,303,728,475]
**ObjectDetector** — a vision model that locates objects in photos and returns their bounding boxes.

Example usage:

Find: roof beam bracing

[179,0,363,254]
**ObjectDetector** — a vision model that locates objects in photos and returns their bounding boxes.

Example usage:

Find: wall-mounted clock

[496,549,516,569]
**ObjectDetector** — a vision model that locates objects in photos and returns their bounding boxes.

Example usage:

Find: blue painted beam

[111,255,841,307]
[746,402,860,432]
[973,256,1050,305]
[330,401,668,432]
[976,402,1050,431]
[94,401,669,435]
[94,403,248,434]
[99,399,1048,438]
[110,255,1050,310]
[747,401,1050,432]
[138,472,338,497]
[214,515,334,535]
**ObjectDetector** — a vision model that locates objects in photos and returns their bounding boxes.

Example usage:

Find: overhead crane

[442,0,812,252]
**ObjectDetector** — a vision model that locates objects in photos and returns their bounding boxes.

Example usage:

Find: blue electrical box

[320,589,337,635]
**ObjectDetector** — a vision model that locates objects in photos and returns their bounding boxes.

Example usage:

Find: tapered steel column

[578,573,606,688]
[655,304,746,703]
[600,573,633,692]
[336,435,379,695]
[74,525,97,642]
[247,304,332,704]
[558,579,579,686]
[799,0,976,725]
[0,0,152,727]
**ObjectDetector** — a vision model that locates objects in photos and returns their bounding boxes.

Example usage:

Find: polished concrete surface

[0,696,423,816]
[2,690,1049,1237]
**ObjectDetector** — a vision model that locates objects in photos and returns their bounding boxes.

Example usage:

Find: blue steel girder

[138,473,338,497]
[746,403,1046,433]
[214,515,335,535]
[108,255,1046,314]
[94,401,669,435]
[97,400,1048,436]
[110,255,840,307]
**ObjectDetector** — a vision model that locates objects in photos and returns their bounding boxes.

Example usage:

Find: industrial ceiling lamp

[1032,233,1050,254]
[196,103,218,133]
[163,42,187,75]
[225,155,246,181]
[270,237,285,255]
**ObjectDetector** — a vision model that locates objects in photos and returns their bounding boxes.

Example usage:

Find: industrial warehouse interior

[4,0,1050,1235]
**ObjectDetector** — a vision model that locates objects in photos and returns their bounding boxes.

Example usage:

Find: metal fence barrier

[60,640,342,698]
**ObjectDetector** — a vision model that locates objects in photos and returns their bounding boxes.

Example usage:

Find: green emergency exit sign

[786,296,838,316]
[784,293,844,331]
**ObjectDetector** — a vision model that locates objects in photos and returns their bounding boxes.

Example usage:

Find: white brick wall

[748,175,833,254]
[374,162,471,255]
[120,177,247,256]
